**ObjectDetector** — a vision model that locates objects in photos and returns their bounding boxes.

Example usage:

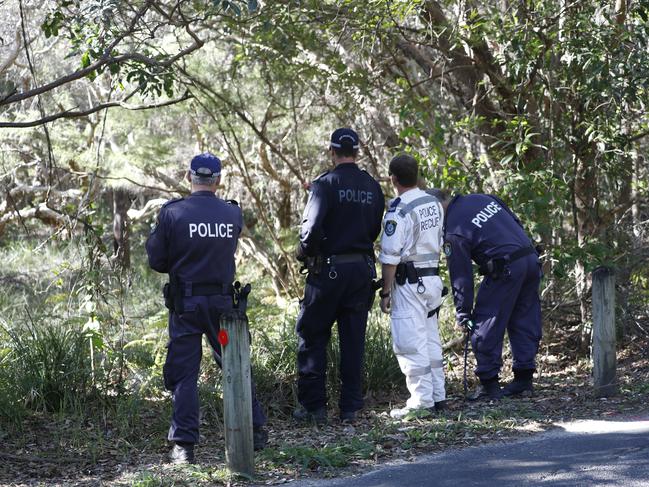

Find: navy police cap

[190,152,221,177]
[330,127,359,150]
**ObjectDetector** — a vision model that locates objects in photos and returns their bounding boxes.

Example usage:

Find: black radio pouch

[405,262,419,284]
[166,277,184,314]
[395,263,407,285]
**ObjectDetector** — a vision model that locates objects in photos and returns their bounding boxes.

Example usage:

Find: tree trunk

[112,187,130,269]
[572,152,599,354]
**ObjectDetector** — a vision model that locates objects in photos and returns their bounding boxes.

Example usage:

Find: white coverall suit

[379,188,446,410]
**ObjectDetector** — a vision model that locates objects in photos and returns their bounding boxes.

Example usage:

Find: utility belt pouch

[306,255,323,275]
[169,276,184,314]
[480,257,506,279]
[163,282,174,311]
[405,261,419,284]
[395,263,407,285]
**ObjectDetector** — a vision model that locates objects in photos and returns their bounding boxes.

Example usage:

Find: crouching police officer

[146,153,268,464]
[378,155,447,419]
[293,128,385,423]
[433,190,542,400]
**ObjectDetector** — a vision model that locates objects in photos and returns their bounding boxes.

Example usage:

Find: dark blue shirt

[300,163,385,257]
[444,194,533,321]
[146,191,243,283]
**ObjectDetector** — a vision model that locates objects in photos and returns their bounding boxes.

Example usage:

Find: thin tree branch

[70,172,186,196]
[19,0,56,192]
[185,71,308,186]
[629,128,649,143]
[0,91,192,128]
[1,1,155,106]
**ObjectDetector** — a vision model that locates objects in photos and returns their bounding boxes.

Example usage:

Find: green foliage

[261,440,374,470]
[2,0,649,461]
[0,319,91,417]
[131,472,170,487]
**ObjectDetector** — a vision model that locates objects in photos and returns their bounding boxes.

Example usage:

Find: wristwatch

[379,290,391,299]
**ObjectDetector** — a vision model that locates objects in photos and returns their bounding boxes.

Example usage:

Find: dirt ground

[2,327,648,487]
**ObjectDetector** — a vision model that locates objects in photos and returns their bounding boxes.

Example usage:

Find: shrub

[0,319,92,417]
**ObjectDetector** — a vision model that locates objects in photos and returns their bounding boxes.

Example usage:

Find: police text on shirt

[338,189,374,204]
[189,222,234,238]
[471,201,502,228]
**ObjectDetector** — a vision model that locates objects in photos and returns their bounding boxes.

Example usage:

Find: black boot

[340,409,358,423]
[503,369,534,397]
[467,377,503,401]
[170,442,195,464]
[292,406,327,425]
[434,400,449,413]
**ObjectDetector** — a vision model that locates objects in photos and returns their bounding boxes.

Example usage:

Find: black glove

[371,277,384,292]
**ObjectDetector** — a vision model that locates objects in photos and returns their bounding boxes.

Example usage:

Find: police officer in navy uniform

[433,190,542,400]
[146,153,268,464]
[293,128,385,423]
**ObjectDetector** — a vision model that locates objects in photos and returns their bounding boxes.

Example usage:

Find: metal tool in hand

[462,319,476,398]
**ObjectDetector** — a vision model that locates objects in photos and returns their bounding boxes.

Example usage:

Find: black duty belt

[417,267,439,277]
[395,262,439,287]
[478,246,537,277]
[180,281,232,296]
[164,279,232,314]
[508,246,537,261]
[326,253,371,265]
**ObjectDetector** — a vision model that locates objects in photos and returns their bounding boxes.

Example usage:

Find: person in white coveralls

[378,154,447,419]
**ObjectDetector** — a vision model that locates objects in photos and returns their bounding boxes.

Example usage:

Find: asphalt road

[286,416,649,487]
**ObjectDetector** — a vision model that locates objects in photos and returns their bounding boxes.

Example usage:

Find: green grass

[261,442,363,471]
[0,231,568,483]
[131,472,177,487]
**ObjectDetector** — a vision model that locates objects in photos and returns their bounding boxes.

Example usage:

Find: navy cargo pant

[296,259,374,413]
[471,254,542,381]
[163,294,266,444]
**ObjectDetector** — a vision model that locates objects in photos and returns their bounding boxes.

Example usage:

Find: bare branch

[0,202,66,235]
[71,172,187,196]
[0,91,192,128]
[629,128,649,143]
[1,1,154,107]
[127,197,167,221]
[0,0,206,111]
[186,72,308,186]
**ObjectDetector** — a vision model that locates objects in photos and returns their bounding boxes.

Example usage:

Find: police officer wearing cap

[378,154,447,419]
[146,153,268,464]
[432,189,542,400]
[293,128,385,423]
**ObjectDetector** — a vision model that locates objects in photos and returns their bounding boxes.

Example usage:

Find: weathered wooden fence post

[592,266,618,397]
[220,304,254,476]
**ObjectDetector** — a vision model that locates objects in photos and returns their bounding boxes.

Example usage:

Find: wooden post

[220,310,254,476]
[592,266,618,397]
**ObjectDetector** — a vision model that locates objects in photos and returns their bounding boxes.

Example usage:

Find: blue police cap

[190,152,221,177]
[330,128,359,150]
